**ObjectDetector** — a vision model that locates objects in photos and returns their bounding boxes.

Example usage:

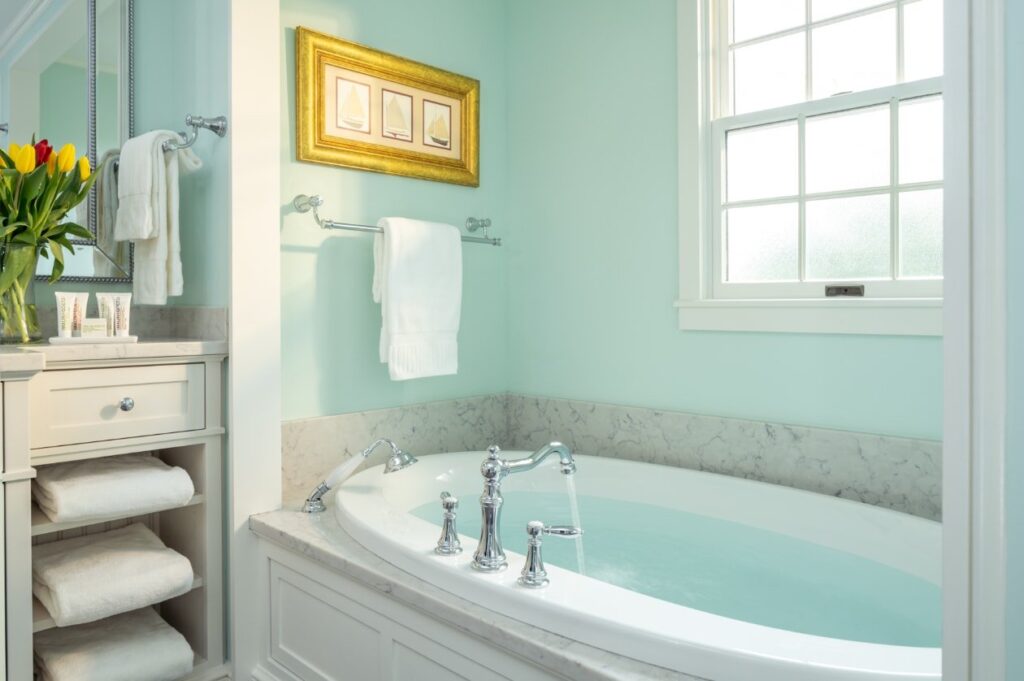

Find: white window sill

[675,298,942,336]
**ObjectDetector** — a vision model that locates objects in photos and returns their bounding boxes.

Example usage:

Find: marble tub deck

[251,509,704,681]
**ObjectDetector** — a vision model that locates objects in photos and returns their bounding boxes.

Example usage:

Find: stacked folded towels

[33,453,194,523]
[33,523,194,627]
[35,607,194,681]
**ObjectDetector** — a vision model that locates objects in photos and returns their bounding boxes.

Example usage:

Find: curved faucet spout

[471,442,578,572]
[504,442,576,476]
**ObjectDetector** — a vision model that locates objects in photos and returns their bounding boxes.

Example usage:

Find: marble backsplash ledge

[36,305,228,340]
[280,392,941,520]
[281,394,509,504]
[506,394,942,521]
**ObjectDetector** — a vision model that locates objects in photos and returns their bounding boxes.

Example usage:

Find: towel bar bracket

[162,114,228,152]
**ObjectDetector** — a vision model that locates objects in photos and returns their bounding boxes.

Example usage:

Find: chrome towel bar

[292,194,501,246]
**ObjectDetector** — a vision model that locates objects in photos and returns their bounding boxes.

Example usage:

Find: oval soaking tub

[334,452,941,681]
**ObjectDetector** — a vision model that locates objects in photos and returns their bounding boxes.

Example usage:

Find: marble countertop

[250,508,702,681]
[0,346,46,375]
[0,338,227,367]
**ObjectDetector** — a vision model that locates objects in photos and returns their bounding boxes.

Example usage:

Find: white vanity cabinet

[0,342,228,681]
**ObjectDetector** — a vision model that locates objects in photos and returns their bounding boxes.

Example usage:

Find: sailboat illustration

[339,85,367,130]
[384,95,410,139]
[427,112,450,147]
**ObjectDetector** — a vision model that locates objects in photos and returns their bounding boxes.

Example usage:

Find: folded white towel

[35,607,194,681]
[33,523,193,627]
[33,454,195,523]
[372,217,462,381]
[114,131,174,242]
[114,130,202,304]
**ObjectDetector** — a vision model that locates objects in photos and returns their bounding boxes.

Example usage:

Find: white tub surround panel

[250,510,703,681]
[281,394,507,504]
[507,395,942,521]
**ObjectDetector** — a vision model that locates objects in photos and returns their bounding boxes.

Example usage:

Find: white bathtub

[335,451,941,681]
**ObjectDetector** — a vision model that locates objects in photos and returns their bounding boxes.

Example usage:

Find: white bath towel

[33,523,193,627]
[34,607,194,681]
[33,454,195,523]
[372,217,462,381]
[114,130,202,304]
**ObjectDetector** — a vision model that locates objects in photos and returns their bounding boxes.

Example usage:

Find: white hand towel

[33,454,195,523]
[114,130,202,304]
[113,131,174,241]
[34,607,194,681]
[33,523,193,627]
[372,217,462,381]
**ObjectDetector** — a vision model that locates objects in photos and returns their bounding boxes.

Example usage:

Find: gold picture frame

[296,27,480,187]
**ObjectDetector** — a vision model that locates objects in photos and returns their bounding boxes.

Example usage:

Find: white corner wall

[228,0,282,677]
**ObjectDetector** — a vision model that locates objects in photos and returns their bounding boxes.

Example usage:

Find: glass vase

[0,243,41,344]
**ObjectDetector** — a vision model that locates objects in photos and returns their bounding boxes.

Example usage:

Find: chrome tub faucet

[471,443,577,572]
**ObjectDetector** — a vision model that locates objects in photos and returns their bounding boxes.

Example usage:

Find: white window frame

[678,0,943,336]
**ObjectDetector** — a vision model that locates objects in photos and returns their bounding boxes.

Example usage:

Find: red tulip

[34,139,53,166]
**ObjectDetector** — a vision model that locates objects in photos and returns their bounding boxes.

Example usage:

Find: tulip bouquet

[0,139,98,342]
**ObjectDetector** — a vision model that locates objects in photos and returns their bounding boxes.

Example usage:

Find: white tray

[48,335,138,345]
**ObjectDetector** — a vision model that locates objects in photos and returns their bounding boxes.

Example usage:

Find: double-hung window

[680,0,944,335]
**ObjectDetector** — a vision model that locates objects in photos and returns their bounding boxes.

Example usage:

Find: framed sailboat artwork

[296,27,480,186]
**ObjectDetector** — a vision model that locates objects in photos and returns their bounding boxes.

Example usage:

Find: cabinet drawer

[29,364,206,449]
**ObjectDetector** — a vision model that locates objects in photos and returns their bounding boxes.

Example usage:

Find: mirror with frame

[0,0,133,282]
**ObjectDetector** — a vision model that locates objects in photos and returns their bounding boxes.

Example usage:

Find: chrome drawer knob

[119,397,135,412]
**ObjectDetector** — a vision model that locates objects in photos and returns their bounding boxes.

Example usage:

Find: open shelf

[31,495,205,537]
[32,575,204,633]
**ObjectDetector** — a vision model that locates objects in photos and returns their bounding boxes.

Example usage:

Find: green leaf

[54,235,75,254]
[0,222,26,239]
[21,163,48,202]
[12,231,36,246]
[48,240,64,265]
[0,246,34,294]
[46,242,64,283]
[48,257,64,284]
[59,222,94,241]
[0,149,13,168]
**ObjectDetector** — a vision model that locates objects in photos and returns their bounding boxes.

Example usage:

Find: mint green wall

[279,0,941,440]
[279,0,509,420]
[133,0,230,307]
[1005,0,1023,671]
[503,0,941,440]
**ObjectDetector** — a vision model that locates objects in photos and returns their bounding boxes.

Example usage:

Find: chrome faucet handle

[435,491,462,555]
[517,520,583,588]
[487,445,502,460]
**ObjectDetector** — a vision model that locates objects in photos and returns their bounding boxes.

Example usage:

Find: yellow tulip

[13,145,35,174]
[8,143,21,159]
[78,156,91,181]
[46,154,57,177]
[56,144,76,173]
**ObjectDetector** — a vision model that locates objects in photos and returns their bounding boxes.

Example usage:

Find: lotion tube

[54,292,75,338]
[110,292,132,336]
[71,292,89,336]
